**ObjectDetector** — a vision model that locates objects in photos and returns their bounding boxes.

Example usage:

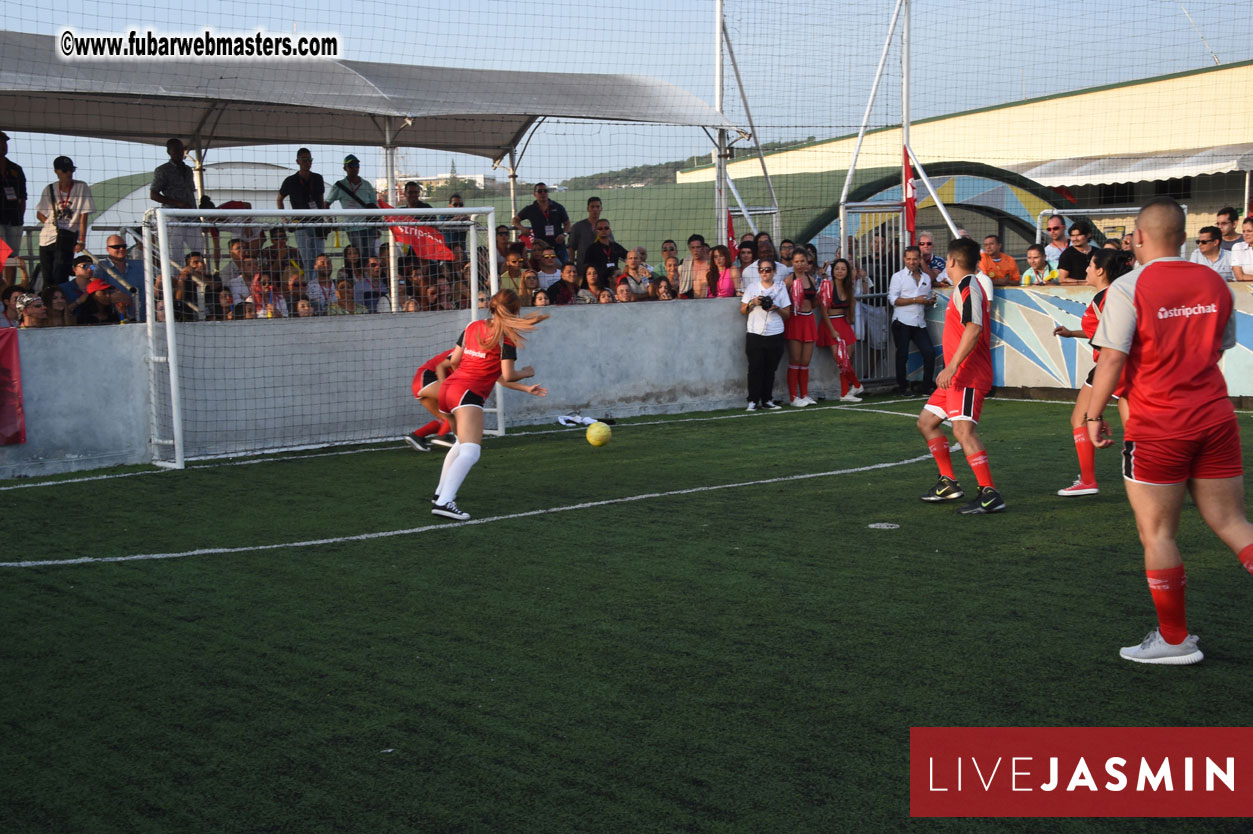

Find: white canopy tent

[0,29,740,221]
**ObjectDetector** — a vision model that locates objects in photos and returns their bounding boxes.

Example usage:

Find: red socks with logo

[1146,566,1188,644]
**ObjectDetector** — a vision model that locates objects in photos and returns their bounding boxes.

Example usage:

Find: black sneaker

[432,501,470,521]
[959,486,1007,515]
[430,434,456,448]
[431,493,439,506]
[920,475,964,502]
[403,432,431,452]
[762,400,781,410]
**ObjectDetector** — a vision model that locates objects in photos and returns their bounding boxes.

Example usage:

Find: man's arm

[935,321,981,390]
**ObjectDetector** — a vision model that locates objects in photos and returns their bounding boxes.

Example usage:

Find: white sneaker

[745,401,757,412]
[1119,629,1203,665]
[848,385,865,397]
[839,394,863,403]
[799,395,817,406]
[791,397,809,408]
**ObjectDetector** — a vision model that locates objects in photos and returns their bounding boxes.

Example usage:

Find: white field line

[0,400,926,492]
[2,451,936,569]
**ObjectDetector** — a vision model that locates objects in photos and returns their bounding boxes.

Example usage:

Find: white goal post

[145,206,507,468]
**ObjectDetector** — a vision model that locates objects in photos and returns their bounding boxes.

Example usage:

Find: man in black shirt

[276,148,327,279]
[581,219,628,286]
[1056,220,1095,285]
[0,131,26,289]
[513,182,570,264]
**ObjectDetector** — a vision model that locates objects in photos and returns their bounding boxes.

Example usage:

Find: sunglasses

[1196,238,1215,244]
[107,244,127,250]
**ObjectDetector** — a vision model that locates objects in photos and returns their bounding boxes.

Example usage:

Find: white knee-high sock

[435,440,461,498]
[437,442,480,505]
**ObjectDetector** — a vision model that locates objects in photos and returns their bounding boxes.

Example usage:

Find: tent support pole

[508,149,519,239]
[838,0,905,209]
[722,18,779,242]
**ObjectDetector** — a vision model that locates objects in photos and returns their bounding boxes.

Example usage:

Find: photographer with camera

[740,258,793,411]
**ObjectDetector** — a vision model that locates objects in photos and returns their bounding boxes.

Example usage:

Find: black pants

[39,228,78,290]
[891,320,936,390]
[745,332,785,404]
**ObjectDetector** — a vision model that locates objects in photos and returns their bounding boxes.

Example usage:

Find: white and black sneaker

[746,401,758,412]
[431,493,439,506]
[762,400,781,410]
[403,432,431,452]
[432,501,470,521]
[430,434,456,448]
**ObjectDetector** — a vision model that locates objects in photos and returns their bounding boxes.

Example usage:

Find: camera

[759,296,774,311]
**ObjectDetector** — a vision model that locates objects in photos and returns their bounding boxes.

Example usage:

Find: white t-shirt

[536,268,562,291]
[1229,241,1253,277]
[36,181,96,246]
[741,260,793,284]
[742,279,791,336]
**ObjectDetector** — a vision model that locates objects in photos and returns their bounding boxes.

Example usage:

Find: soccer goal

[144,206,504,467]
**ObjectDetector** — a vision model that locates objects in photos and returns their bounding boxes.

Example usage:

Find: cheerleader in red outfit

[403,348,457,452]
[783,249,828,407]
[431,289,548,521]
[1052,247,1133,496]
[817,257,865,403]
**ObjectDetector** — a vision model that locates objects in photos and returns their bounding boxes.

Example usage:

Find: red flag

[903,147,917,246]
[378,200,454,261]
[0,329,26,445]
[0,237,12,270]
[727,209,736,248]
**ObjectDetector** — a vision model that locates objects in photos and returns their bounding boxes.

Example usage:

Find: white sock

[436,442,480,505]
[435,439,460,498]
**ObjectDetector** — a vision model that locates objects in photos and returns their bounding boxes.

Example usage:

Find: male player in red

[1088,196,1253,665]
[917,236,1006,515]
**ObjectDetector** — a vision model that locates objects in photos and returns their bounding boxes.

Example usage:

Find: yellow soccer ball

[586,421,612,447]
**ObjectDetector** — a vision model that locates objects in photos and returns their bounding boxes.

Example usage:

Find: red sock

[966,450,994,488]
[928,437,956,480]
[839,372,850,397]
[414,419,442,438]
[1072,426,1096,485]
[438,419,452,435]
[1239,543,1253,575]
[799,367,810,398]
[786,366,798,400]
[1146,566,1188,644]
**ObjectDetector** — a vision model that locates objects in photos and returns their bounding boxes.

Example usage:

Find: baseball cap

[86,278,113,294]
[343,154,360,166]
[72,255,94,268]
[54,155,76,172]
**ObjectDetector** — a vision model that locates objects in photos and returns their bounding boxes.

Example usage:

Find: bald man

[1087,196,1253,665]
[92,234,140,319]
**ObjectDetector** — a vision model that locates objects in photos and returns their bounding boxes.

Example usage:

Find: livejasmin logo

[927,754,1234,793]
[910,727,1253,818]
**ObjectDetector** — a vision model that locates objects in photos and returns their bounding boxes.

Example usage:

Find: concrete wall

[5,285,1253,478]
[1,324,150,478]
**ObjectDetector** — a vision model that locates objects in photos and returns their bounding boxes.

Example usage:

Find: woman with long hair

[817,258,864,402]
[707,244,741,298]
[782,249,826,407]
[1052,247,1134,496]
[432,289,548,520]
[40,285,74,327]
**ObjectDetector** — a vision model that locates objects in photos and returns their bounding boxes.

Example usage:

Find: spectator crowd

[3,134,1252,336]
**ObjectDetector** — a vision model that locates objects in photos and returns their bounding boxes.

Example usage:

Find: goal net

[146,207,502,466]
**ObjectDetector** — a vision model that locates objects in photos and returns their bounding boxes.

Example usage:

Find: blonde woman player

[432,289,548,520]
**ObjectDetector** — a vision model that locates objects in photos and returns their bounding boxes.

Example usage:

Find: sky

[4,0,1252,188]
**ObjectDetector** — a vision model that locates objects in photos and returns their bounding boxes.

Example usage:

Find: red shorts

[437,378,489,413]
[924,385,986,423]
[1122,418,1244,484]
[817,314,856,348]
[784,311,818,342]
[411,367,439,399]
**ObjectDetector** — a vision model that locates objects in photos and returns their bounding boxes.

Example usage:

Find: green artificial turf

[2,398,1251,833]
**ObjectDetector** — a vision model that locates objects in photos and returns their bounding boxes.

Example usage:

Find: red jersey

[447,319,517,398]
[1093,258,1235,441]
[418,347,455,375]
[942,273,993,390]
[1080,288,1108,362]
